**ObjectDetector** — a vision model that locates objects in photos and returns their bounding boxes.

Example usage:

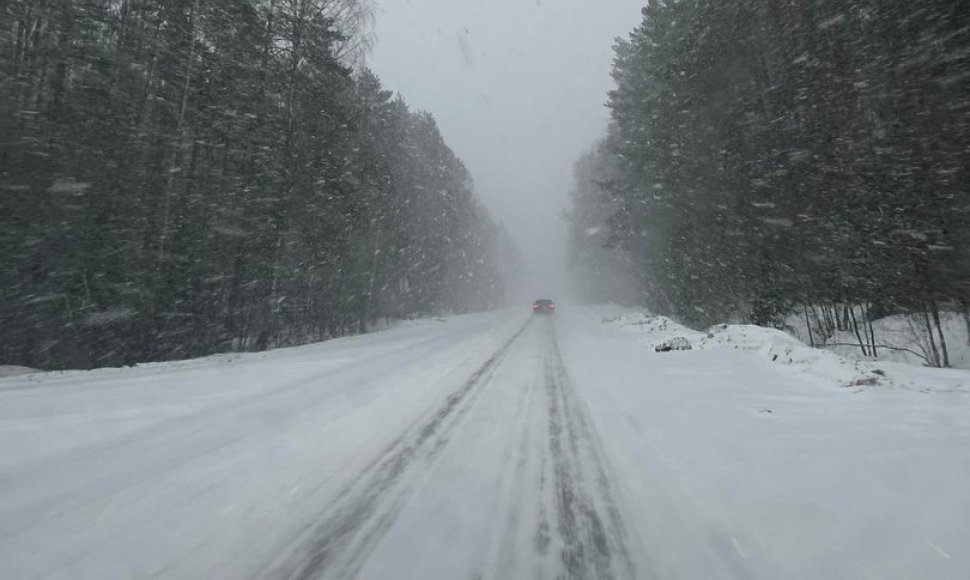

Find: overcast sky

[368,0,644,297]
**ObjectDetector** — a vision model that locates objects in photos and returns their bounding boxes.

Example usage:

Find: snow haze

[369,0,645,298]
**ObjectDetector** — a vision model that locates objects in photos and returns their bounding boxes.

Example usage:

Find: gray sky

[368,0,644,297]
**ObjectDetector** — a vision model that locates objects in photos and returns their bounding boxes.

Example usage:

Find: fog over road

[2,309,968,579]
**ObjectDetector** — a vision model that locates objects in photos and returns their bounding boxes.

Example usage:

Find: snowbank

[698,324,892,389]
[0,316,452,386]
[0,366,39,378]
[601,308,969,393]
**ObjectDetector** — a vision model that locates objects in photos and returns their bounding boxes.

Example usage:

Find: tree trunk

[865,302,878,359]
[51,3,73,117]
[804,303,815,347]
[822,304,835,338]
[923,309,941,367]
[929,298,950,368]
[848,305,869,356]
[156,0,199,271]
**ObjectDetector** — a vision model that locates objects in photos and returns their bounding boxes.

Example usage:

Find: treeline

[565,143,638,305]
[0,0,511,370]
[567,0,970,365]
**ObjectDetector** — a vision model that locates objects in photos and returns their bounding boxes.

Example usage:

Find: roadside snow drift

[603,309,970,392]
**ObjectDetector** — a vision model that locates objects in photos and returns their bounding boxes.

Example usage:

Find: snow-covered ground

[2,307,968,579]
[582,307,970,578]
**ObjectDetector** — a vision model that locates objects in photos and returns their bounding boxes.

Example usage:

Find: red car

[532,299,556,314]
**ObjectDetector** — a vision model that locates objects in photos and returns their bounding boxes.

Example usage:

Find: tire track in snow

[269,319,533,580]
[486,338,546,578]
[483,319,638,580]
[541,334,638,579]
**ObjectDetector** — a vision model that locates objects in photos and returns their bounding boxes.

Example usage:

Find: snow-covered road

[2,308,969,579]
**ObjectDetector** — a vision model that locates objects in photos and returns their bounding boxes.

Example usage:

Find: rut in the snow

[542,339,637,580]
[270,320,532,580]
